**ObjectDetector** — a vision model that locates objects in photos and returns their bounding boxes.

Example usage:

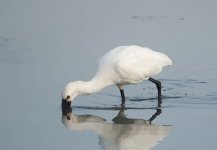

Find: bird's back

[97,45,172,84]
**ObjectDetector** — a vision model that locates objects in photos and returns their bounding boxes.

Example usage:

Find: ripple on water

[74,78,216,110]
[72,105,165,110]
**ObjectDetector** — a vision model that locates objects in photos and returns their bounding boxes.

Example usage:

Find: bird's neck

[77,75,112,96]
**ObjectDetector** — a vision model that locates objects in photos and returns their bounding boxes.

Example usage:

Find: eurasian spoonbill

[62,45,172,106]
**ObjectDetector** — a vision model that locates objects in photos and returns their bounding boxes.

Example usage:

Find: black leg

[120,89,125,105]
[148,77,162,105]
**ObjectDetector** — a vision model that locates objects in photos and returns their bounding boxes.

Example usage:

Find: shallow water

[1,0,217,150]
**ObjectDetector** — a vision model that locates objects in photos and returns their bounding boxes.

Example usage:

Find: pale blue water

[0,0,217,150]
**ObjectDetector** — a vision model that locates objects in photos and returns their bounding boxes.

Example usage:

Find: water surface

[0,0,217,150]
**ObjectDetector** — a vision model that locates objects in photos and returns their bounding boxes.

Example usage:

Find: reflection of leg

[120,89,125,105]
[148,109,162,124]
[148,77,162,105]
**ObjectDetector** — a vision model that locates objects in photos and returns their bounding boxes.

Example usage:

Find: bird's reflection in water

[61,102,171,150]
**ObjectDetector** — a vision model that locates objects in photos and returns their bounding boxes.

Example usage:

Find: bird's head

[61,82,80,105]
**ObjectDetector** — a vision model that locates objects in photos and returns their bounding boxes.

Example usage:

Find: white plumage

[62,45,172,105]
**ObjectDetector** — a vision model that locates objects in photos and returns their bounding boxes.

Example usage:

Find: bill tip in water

[62,99,71,106]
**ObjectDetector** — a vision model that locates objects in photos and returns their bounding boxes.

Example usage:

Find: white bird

[62,45,172,105]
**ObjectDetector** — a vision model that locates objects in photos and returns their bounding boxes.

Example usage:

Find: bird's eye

[66,95,70,99]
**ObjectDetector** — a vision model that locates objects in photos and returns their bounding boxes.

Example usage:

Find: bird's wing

[97,46,172,84]
[113,47,166,83]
